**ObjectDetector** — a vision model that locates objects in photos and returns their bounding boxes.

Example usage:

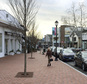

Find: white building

[43,34,52,48]
[82,29,87,49]
[70,27,87,49]
[0,10,23,58]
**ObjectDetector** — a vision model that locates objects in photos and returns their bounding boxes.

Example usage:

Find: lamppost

[55,20,58,61]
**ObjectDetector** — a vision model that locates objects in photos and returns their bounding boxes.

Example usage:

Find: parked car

[69,47,76,52]
[74,51,87,71]
[59,48,75,61]
[54,47,63,57]
[75,48,83,53]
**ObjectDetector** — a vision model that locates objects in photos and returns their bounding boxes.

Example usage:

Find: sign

[52,27,56,35]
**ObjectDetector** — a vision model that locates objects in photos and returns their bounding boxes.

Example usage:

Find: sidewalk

[0,51,87,84]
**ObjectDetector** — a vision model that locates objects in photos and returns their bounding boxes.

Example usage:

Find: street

[65,61,87,75]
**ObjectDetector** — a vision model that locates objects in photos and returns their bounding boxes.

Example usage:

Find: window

[11,39,13,50]
[0,33,2,52]
[65,37,70,43]
[74,37,76,41]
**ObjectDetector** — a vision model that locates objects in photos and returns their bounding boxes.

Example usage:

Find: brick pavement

[0,51,87,84]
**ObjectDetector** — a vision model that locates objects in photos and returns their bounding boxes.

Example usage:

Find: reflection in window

[0,33,2,52]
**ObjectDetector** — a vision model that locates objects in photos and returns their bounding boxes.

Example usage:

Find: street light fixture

[55,20,58,61]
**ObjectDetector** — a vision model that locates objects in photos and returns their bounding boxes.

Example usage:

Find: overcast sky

[0,0,87,37]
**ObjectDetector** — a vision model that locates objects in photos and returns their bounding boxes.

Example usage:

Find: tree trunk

[24,0,27,76]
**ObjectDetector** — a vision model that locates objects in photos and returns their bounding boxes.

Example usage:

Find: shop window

[0,33,2,52]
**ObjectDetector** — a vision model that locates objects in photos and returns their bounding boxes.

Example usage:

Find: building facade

[70,27,87,49]
[0,10,23,58]
[82,28,87,49]
[44,34,52,48]
[60,25,73,47]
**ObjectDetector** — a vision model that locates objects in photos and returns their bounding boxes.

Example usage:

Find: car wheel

[74,61,77,66]
[82,63,86,71]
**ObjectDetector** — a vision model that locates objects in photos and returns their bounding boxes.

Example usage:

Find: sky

[0,0,87,38]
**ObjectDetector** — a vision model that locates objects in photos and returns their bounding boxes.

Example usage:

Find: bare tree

[62,2,87,29]
[61,2,87,48]
[78,2,87,48]
[8,0,39,76]
[27,21,41,58]
[78,2,87,27]
[61,2,78,27]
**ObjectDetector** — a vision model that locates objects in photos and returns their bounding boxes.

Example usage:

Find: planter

[9,52,14,55]
[16,52,21,54]
[16,49,21,54]
[9,50,14,55]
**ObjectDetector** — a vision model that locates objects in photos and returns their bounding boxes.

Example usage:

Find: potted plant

[9,50,14,55]
[16,49,21,54]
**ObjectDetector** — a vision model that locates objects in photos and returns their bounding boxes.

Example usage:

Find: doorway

[5,39,8,55]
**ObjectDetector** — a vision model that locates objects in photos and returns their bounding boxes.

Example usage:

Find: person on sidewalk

[42,47,45,55]
[46,48,52,66]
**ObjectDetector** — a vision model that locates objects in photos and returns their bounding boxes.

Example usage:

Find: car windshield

[82,52,87,58]
[63,49,73,53]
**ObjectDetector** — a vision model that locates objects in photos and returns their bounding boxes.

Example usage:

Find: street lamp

[55,20,58,61]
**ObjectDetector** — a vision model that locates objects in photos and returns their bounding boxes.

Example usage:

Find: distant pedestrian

[46,48,52,66]
[42,48,45,55]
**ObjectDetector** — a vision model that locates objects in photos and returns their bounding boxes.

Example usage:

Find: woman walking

[46,48,52,66]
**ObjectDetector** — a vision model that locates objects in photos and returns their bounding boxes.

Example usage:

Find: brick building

[60,25,73,47]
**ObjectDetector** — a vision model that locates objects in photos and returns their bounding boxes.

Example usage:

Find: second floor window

[74,37,76,41]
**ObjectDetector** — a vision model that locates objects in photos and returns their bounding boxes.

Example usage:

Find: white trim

[60,60,87,77]
[0,28,5,58]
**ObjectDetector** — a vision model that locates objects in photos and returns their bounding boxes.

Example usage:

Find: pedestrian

[46,48,52,66]
[42,47,45,55]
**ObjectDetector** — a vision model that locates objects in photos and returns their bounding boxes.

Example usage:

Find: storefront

[0,10,23,58]
[0,27,22,58]
[0,28,5,58]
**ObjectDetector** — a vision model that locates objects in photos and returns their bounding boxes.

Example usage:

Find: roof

[0,10,23,31]
[60,25,74,28]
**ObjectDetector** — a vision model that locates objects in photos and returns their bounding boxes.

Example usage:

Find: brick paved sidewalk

[0,51,87,84]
